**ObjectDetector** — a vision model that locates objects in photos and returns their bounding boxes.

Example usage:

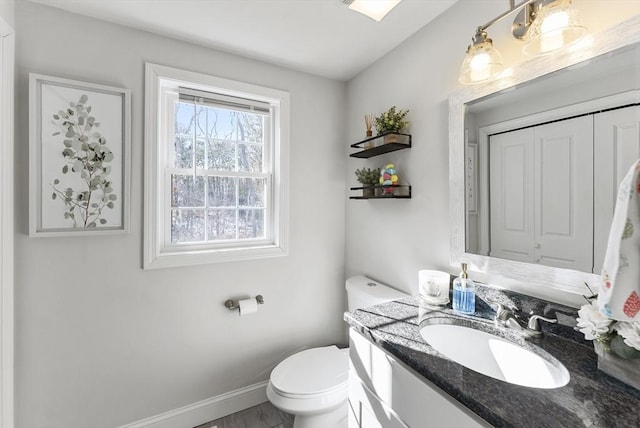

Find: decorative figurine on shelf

[355,167,381,197]
[374,106,409,143]
[379,163,399,195]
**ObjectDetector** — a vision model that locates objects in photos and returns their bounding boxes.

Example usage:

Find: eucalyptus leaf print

[50,95,117,228]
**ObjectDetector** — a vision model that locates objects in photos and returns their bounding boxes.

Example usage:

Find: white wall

[345,0,639,297]
[14,2,347,427]
[0,0,14,28]
[0,1,14,427]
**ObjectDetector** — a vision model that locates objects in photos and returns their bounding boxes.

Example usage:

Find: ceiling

[29,0,458,81]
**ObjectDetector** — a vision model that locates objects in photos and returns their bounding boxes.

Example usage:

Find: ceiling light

[522,0,587,55]
[342,0,402,22]
[459,28,505,85]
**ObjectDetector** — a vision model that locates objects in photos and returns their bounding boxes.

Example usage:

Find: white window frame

[144,63,289,269]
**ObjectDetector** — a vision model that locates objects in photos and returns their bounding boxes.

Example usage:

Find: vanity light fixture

[459,28,505,85]
[459,0,588,85]
[342,0,402,22]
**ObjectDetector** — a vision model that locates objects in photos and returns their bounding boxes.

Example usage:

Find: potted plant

[355,167,380,197]
[374,106,409,143]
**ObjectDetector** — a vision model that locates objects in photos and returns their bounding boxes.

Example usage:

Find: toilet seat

[269,346,348,398]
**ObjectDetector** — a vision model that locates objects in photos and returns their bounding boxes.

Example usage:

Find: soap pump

[453,263,475,315]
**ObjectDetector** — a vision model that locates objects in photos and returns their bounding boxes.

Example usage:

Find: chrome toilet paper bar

[224,295,264,310]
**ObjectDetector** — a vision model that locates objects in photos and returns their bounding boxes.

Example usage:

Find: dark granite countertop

[344,285,640,428]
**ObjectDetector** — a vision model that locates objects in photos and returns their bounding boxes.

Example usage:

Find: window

[170,92,269,244]
[144,63,289,269]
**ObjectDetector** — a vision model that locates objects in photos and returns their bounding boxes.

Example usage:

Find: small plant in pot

[374,106,409,143]
[355,167,380,197]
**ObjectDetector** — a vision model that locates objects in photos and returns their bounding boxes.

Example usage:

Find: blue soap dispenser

[453,263,475,315]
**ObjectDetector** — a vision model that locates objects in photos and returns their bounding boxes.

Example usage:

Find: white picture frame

[29,74,131,236]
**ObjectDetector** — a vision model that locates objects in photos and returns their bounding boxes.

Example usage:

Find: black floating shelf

[349,185,412,200]
[350,132,411,158]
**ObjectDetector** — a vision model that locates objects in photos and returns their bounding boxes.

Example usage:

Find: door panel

[534,116,594,272]
[489,128,535,262]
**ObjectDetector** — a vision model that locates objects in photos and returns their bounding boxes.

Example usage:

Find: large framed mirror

[450,15,640,298]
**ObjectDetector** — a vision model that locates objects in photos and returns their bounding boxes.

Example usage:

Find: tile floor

[193,401,293,428]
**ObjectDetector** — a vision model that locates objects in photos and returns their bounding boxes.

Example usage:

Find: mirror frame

[449,15,640,296]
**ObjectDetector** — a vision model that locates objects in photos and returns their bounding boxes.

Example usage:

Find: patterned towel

[598,159,640,321]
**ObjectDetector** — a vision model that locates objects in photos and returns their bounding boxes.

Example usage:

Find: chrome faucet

[491,301,557,338]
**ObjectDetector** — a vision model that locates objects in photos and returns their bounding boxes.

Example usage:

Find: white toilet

[266,275,408,428]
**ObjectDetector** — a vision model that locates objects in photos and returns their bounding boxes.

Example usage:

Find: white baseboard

[119,381,269,428]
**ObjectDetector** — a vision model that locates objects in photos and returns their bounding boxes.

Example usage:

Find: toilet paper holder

[224,295,264,310]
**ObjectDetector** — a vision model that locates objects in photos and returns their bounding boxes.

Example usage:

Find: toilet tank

[346,275,409,311]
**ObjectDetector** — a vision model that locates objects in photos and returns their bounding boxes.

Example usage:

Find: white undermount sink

[420,321,570,389]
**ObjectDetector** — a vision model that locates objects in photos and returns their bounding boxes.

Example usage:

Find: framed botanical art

[29,74,131,236]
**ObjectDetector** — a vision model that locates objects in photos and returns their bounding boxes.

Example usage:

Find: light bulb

[469,53,491,81]
[540,10,569,52]
[541,10,570,33]
[470,53,491,71]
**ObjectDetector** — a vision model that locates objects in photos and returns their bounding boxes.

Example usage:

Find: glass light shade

[347,0,402,22]
[459,41,504,85]
[523,0,587,56]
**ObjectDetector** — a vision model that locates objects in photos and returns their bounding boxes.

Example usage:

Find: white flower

[576,301,614,340]
[615,321,640,352]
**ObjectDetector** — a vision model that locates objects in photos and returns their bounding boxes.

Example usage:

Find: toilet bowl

[266,346,349,428]
[267,276,408,428]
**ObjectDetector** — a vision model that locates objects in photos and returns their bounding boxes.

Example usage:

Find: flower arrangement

[373,106,409,135]
[354,167,381,186]
[576,289,640,359]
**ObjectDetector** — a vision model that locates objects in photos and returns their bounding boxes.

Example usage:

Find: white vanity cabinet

[348,329,488,428]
